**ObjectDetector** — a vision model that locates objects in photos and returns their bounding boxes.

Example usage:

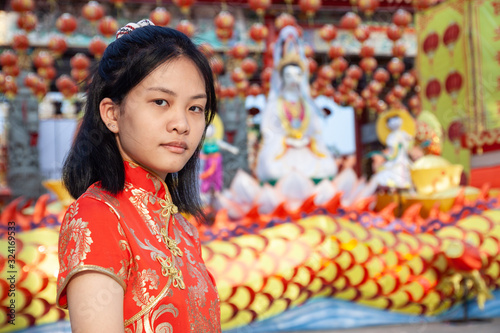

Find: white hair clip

[116,19,155,39]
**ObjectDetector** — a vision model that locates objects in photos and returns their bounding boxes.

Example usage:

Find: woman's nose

[167,108,189,134]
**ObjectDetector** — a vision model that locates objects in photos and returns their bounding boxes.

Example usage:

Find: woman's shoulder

[64,183,122,222]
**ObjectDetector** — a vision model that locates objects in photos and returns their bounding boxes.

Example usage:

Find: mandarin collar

[123,160,171,201]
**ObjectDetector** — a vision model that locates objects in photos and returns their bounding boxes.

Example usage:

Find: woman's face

[113,57,207,179]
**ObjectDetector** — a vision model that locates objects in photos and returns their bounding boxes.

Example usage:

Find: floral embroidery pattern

[132,269,160,308]
[58,203,93,273]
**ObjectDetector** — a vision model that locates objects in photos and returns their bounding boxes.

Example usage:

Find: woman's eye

[190,106,204,113]
[154,99,168,107]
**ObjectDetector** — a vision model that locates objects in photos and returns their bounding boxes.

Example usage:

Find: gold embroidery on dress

[132,269,160,308]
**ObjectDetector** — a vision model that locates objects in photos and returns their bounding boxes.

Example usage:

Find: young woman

[56,20,221,332]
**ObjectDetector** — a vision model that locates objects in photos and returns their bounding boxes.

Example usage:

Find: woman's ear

[100,98,119,133]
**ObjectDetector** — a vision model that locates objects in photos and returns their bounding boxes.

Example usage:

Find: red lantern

[360,44,375,58]
[360,57,377,77]
[56,13,78,35]
[17,12,37,32]
[0,50,18,67]
[89,36,107,59]
[308,58,318,74]
[386,24,403,42]
[71,53,91,70]
[328,45,344,59]
[209,56,224,75]
[24,73,40,88]
[337,84,349,95]
[48,36,67,58]
[176,20,195,38]
[150,7,171,27]
[56,75,78,99]
[425,78,441,110]
[445,70,463,104]
[333,91,346,105]
[173,0,195,16]
[368,80,382,95]
[343,76,357,90]
[3,66,20,77]
[319,24,338,44]
[318,65,335,81]
[408,95,421,113]
[33,51,54,68]
[275,13,297,31]
[374,68,389,84]
[392,41,407,59]
[247,83,262,96]
[214,11,235,30]
[11,0,35,12]
[354,25,370,43]
[12,33,29,53]
[353,97,365,115]
[346,65,363,82]
[423,31,439,64]
[226,86,237,99]
[231,67,246,83]
[82,1,105,23]
[249,0,271,17]
[345,91,357,106]
[299,0,322,19]
[330,57,348,77]
[447,119,465,152]
[387,57,405,79]
[249,23,268,44]
[33,78,48,100]
[393,9,412,28]
[260,67,273,83]
[413,0,437,11]
[4,76,18,99]
[71,68,90,82]
[304,44,314,58]
[216,28,233,43]
[241,58,258,77]
[385,92,396,105]
[376,100,388,113]
[320,84,333,98]
[443,22,460,56]
[99,16,118,38]
[198,43,214,58]
[37,66,56,81]
[358,0,379,17]
[392,85,406,99]
[230,44,249,60]
[399,72,416,89]
[340,12,361,30]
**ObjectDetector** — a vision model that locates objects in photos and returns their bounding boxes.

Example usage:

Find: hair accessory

[116,19,155,39]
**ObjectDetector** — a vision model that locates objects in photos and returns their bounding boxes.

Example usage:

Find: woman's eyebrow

[147,87,207,100]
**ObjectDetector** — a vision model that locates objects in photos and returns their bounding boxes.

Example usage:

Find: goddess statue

[256,26,337,183]
[372,108,416,190]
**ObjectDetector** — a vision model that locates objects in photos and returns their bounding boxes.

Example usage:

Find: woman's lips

[161,141,187,154]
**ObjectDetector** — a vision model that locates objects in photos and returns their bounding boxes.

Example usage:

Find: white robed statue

[372,108,416,189]
[256,26,337,182]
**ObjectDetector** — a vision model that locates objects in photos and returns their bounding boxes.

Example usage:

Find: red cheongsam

[57,161,221,332]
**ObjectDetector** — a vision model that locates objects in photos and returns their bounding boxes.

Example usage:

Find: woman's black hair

[62,25,216,222]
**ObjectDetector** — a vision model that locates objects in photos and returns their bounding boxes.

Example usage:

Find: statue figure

[256,26,337,183]
[372,108,416,190]
[200,113,238,195]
